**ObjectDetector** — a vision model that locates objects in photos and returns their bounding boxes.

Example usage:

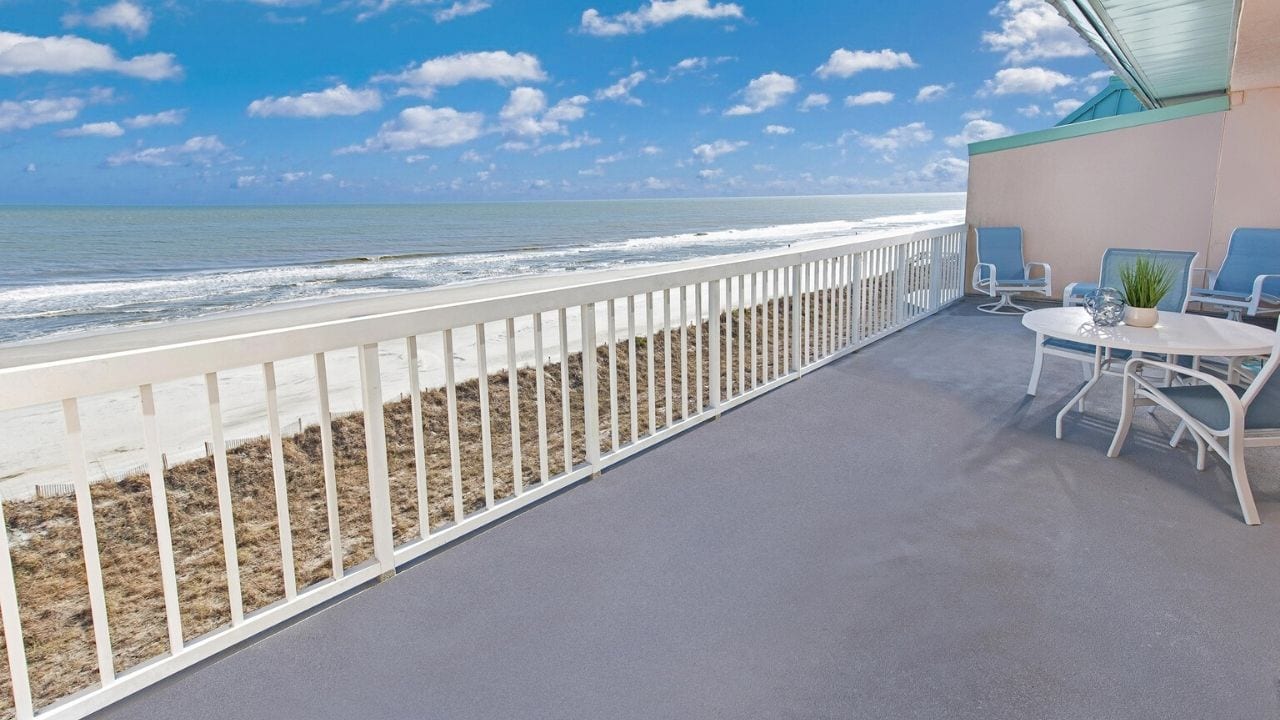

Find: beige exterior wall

[965,86,1280,298]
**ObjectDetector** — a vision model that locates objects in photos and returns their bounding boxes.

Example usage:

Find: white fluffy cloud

[984,66,1073,95]
[339,105,485,153]
[915,154,969,187]
[915,84,951,103]
[815,48,916,79]
[725,72,797,116]
[945,118,1013,147]
[248,84,382,118]
[62,1,151,38]
[500,87,589,137]
[0,96,87,132]
[580,0,744,36]
[983,0,1090,64]
[123,109,185,128]
[845,122,933,155]
[798,93,829,111]
[692,138,746,163]
[845,91,894,106]
[57,121,125,138]
[433,0,492,22]
[1053,98,1083,115]
[596,71,646,105]
[107,135,234,167]
[376,51,546,97]
[0,31,180,79]
[763,124,794,135]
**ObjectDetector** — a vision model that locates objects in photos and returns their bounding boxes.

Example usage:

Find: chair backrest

[1096,248,1197,312]
[975,227,1025,282]
[1214,228,1280,296]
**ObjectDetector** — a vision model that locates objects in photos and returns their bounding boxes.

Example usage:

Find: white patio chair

[1189,228,1280,321]
[1107,327,1280,526]
[971,227,1051,314]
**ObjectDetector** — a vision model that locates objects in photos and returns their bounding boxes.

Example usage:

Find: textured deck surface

[93,299,1280,720]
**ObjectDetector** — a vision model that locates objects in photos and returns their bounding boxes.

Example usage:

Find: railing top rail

[0,223,965,410]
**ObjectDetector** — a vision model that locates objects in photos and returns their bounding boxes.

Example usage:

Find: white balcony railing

[0,223,965,720]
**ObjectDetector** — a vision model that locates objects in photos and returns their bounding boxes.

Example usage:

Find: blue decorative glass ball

[1084,287,1127,327]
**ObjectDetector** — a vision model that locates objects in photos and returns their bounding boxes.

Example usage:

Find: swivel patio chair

[1189,228,1280,321]
[1107,326,1280,526]
[971,227,1051,314]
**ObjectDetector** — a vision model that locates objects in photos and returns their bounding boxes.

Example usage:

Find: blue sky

[0,0,1106,204]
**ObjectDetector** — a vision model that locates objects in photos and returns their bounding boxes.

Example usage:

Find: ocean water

[0,194,964,343]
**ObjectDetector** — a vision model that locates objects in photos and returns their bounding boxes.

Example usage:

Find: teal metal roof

[1056,76,1145,125]
[1050,0,1241,108]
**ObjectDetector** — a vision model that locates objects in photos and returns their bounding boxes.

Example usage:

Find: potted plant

[1118,256,1174,328]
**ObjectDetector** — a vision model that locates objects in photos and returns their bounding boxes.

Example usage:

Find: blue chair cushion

[1158,381,1280,432]
[1066,282,1099,298]
[1042,337,1132,360]
[1191,288,1280,305]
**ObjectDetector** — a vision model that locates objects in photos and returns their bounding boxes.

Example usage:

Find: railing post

[358,342,396,580]
[708,279,721,416]
[581,303,602,475]
[790,263,803,376]
[929,235,944,312]
[850,253,863,346]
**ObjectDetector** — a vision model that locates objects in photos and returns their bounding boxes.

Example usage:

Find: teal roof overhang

[1048,0,1242,108]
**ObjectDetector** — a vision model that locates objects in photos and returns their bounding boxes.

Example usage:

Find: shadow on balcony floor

[92,298,1280,720]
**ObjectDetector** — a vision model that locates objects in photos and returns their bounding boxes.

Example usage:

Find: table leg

[1056,345,1104,439]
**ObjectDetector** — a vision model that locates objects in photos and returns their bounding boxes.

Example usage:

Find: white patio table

[1022,307,1274,438]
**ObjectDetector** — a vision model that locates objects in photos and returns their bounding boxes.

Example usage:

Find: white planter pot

[1124,306,1159,328]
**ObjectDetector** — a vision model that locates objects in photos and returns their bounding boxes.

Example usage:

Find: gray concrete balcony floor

[91,298,1280,720]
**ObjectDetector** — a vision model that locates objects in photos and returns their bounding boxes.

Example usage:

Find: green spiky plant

[1119,256,1175,309]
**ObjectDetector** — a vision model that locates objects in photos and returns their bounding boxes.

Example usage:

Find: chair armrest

[1062,281,1083,307]
[1125,357,1246,428]
[1248,274,1280,315]
[971,262,997,296]
[1024,262,1052,295]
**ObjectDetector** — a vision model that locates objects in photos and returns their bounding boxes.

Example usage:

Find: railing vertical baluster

[358,343,395,578]
[737,274,746,394]
[138,384,183,654]
[772,268,781,378]
[0,493,32,720]
[708,279,721,414]
[263,362,298,600]
[850,254,862,344]
[750,272,758,389]
[581,303,601,473]
[663,288,673,429]
[506,317,523,495]
[559,307,572,471]
[723,279,733,399]
[761,271,770,382]
[313,353,343,577]
[694,284,704,414]
[936,233,947,308]
[61,398,116,685]
[781,267,789,374]
[645,293,656,434]
[443,329,464,523]
[205,374,244,625]
[533,314,550,484]
[606,300,619,451]
[679,285,688,419]
[801,263,810,366]
[896,243,909,327]
[406,337,429,535]
[475,324,495,509]
[828,259,837,354]
[627,296,639,442]
[791,264,804,374]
